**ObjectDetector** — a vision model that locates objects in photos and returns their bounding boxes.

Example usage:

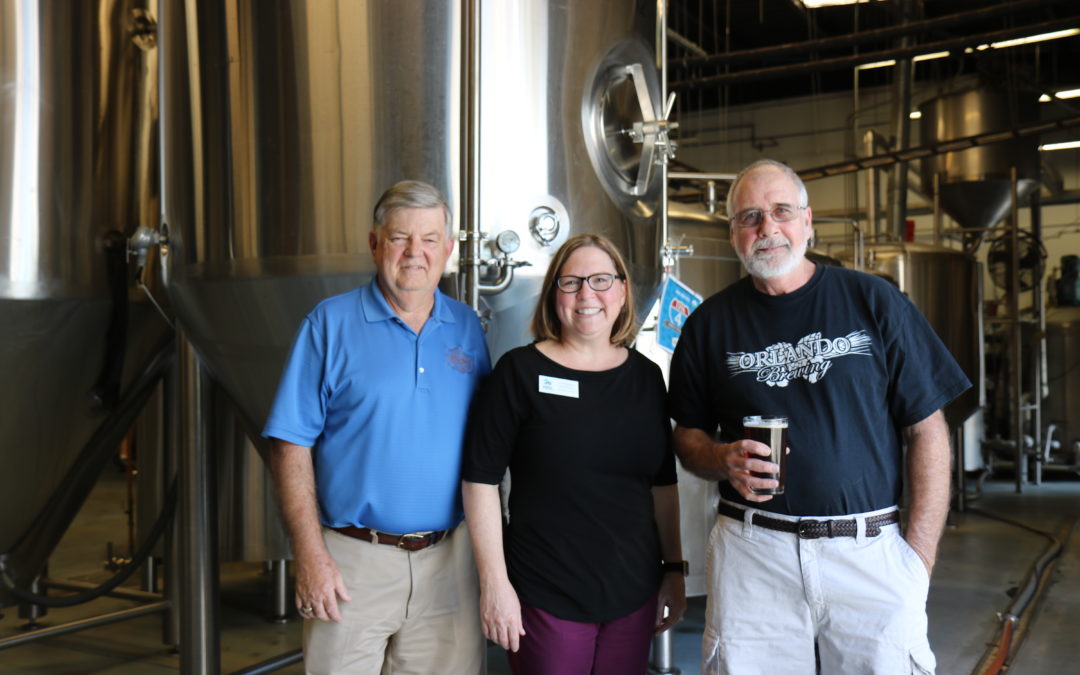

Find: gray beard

[739,236,809,280]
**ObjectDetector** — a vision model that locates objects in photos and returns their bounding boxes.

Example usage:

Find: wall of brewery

[673,83,1080,307]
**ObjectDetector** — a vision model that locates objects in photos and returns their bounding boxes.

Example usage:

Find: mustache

[752,236,791,254]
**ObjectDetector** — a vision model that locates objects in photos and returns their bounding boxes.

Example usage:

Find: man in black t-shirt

[669,159,969,674]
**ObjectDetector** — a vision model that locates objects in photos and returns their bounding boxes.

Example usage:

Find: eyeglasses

[731,204,807,229]
[554,273,624,293]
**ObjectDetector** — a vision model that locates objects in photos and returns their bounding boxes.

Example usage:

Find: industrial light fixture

[855,51,950,71]
[966,28,1080,52]
[856,59,897,71]
[1039,140,1080,152]
[801,0,882,7]
[914,51,951,63]
[1039,88,1080,102]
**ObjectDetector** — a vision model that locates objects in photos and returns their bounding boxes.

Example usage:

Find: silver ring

[300,606,313,613]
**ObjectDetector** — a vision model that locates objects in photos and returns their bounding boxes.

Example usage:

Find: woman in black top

[462,233,685,674]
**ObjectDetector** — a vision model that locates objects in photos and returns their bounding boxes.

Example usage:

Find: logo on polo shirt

[726,330,871,387]
[445,346,476,374]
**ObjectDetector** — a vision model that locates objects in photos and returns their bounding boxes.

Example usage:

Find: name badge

[538,375,579,398]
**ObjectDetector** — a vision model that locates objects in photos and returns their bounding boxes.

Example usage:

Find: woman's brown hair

[530,233,637,347]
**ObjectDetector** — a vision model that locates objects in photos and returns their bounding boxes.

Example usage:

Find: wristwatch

[662,560,689,576]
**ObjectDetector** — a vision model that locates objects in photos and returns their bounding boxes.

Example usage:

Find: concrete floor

[0,469,1077,674]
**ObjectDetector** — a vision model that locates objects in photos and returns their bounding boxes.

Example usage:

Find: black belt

[717,501,900,539]
[331,526,449,551]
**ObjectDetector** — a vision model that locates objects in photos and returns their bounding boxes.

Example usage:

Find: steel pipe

[1009,169,1024,491]
[888,0,914,241]
[462,0,481,311]
[671,16,1080,90]
[0,601,170,650]
[670,0,1068,70]
[271,560,288,623]
[229,649,303,675]
[178,332,219,674]
[798,114,1080,182]
[42,578,163,604]
[649,629,678,674]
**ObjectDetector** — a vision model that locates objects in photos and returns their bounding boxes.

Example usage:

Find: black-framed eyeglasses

[732,204,807,230]
[554,273,624,293]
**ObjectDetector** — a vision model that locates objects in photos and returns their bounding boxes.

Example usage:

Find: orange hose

[983,617,1015,675]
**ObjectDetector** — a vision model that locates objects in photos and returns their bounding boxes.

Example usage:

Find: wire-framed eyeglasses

[554,273,624,293]
[732,204,807,230]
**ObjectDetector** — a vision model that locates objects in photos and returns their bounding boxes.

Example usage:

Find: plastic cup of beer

[742,415,788,495]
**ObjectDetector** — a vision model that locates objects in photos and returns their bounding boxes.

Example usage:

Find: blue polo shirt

[262,279,491,533]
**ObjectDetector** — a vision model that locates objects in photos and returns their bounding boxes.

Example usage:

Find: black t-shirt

[463,344,677,622]
[669,264,971,517]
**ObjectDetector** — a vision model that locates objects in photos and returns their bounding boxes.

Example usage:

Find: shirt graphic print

[726,330,872,387]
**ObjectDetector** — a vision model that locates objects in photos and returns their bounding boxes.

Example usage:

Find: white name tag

[538,375,579,398]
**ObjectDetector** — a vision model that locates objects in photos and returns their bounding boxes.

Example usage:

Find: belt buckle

[797,519,823,539]
[397,531,435,550]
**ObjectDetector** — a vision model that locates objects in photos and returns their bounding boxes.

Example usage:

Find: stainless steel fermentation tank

[852,244,982,429]
[921,86,1040,471]
[159,0,668,557]
[912,85,1039,396]
[0,0,173,603]
[667,204,741,301]
[834,87,1042,471]
[919,87,1040,250]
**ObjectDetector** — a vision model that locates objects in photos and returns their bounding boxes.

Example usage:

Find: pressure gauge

[495,230,521,254]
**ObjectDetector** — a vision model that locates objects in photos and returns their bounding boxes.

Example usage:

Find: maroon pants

[506,593,658,675]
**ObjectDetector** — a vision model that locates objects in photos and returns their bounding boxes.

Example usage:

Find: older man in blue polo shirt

[263,180,491,674]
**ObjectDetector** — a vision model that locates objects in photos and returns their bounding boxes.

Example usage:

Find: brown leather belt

[330,525,449,551]
[718,501,900,539]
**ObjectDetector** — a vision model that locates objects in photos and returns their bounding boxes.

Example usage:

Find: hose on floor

[968,508,1075,675]
[0,476,178,608]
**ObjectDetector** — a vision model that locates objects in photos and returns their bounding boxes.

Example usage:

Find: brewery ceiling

[668,0,1080,110]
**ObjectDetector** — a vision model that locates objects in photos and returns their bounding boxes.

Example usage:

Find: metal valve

[661,243,694,270]
[128,224,169,269]
[622,64,679,196]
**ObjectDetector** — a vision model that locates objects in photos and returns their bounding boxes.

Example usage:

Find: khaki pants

[302,523,484,675]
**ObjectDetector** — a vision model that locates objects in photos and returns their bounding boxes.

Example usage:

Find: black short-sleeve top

[464,344,676,622]
[669,264,971,517]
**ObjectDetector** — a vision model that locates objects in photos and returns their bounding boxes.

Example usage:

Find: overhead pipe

[671,15,1080,90]
[796,113,1080,181]
[670,0,1069,69]
[864,130,881,240]
[668,171,737,182]
[667,27,707,57]
[888,0,914,240]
